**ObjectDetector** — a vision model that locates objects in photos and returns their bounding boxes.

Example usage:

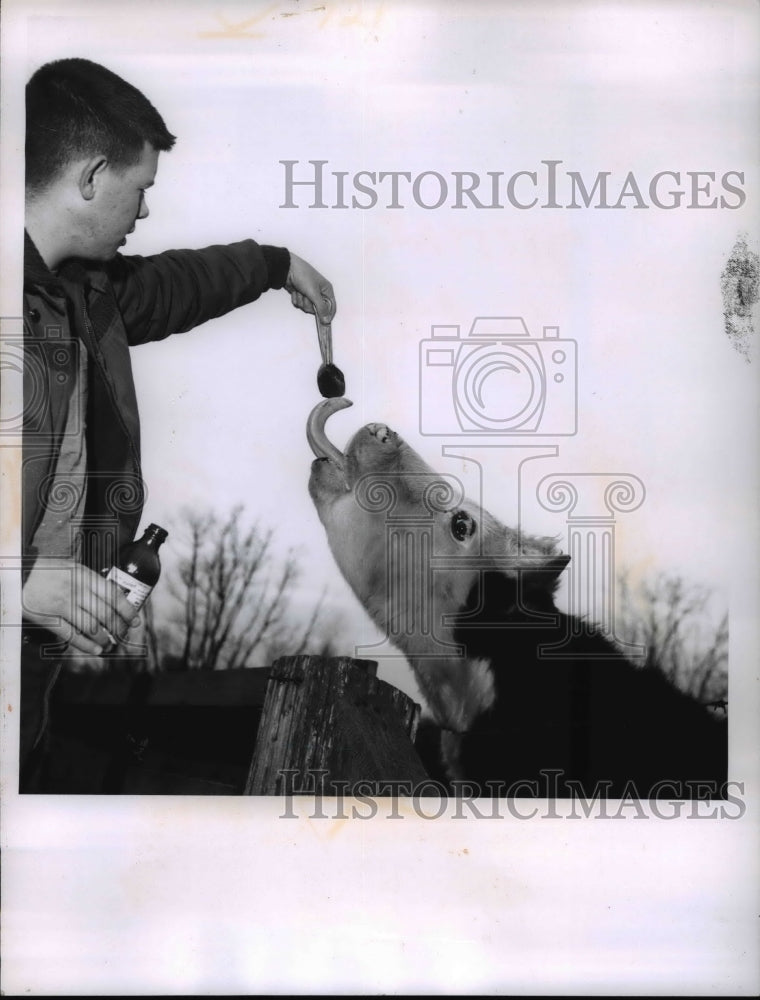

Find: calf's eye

[450,510,476,542]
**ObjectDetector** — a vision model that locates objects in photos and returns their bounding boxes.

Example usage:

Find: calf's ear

[518,553,571,597]
[456,553,570,633]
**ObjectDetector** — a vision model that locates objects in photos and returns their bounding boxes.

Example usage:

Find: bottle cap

[146,523,168,544]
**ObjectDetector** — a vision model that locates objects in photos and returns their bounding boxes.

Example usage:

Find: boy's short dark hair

[26,58,176,193]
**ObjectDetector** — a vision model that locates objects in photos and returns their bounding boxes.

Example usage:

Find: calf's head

[307,397,569,730]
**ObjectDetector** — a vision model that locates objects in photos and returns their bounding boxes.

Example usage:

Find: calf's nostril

[367,422,391,443]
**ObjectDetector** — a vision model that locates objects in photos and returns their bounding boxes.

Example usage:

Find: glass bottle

[105,523,168,612]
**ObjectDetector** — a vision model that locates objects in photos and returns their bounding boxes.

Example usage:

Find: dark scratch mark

[279,4,325,18]
[720,233,758,362]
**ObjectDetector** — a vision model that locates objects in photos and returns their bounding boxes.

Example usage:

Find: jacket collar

[24,230,110,296]
[24,230,64,293]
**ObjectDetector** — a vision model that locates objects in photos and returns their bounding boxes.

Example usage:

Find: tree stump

[245,655,429,795]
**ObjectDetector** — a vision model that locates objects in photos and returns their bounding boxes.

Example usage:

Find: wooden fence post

[245,655,428,795]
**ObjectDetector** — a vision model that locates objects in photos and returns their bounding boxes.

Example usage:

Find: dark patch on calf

[434,571,728,798]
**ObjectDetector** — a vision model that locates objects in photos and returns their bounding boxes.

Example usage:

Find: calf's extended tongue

[307,396,353,467]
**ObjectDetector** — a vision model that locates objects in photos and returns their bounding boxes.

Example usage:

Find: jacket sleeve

[105,240,291,347]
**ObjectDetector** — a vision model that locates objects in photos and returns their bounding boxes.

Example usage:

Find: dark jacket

[19,233,290,784]
[22,232,289,576]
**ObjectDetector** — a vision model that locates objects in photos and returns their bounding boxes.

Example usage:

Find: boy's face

[83,142,159,260]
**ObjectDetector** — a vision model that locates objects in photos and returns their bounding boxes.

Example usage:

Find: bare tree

[616,571,728,705]
[144,505,337,671]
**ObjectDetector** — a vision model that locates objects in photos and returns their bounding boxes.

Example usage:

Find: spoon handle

[315,314,333,365]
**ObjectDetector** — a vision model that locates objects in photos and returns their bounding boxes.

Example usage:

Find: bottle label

[106,566,153,610]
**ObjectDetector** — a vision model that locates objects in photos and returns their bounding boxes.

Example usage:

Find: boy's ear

[79,156,108,200]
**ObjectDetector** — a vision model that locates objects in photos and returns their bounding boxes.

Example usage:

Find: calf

[307,399,728,797]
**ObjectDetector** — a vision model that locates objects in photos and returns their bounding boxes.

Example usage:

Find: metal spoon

[315,315,346,398]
